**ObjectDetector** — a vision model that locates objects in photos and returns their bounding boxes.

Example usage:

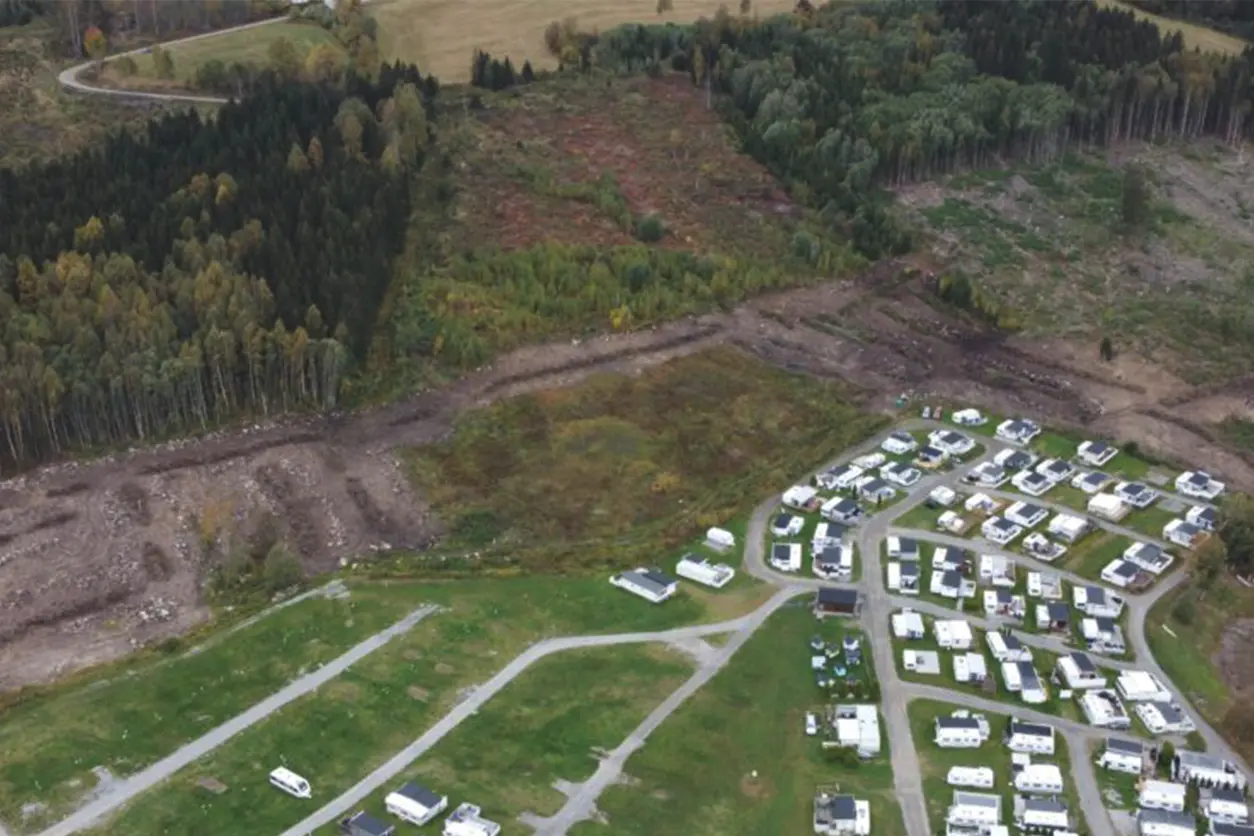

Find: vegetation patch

[576,606,905,836]
[404,348,884,573]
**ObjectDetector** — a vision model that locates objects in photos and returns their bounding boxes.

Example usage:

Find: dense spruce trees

[0,66,436,470]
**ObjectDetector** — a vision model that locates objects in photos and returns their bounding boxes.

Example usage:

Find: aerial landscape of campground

[15,0,1254,835]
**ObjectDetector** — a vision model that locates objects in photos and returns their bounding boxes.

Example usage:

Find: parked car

[805,712,819,736]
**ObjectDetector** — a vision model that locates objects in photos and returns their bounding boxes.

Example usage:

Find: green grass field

[0,585,424,830]
[1061,531,1133,581]
[1122,506,1178,541]
[404,349,884,575]
[308,644,695,834]
[17,576,733,835]
[106,20,338,84]
[571,606,904,836]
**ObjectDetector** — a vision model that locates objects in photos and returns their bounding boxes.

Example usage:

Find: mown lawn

[404,349,885,575]
[1123,505,1178,541]
[308,644,696,834]
[0,584,424,831]
[1061,532,1133,581]
[79,576,724,836]
[572,607,905,836]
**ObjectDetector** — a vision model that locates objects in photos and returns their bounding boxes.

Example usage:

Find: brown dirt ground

[1215,619,1254,697]
[450,75,802,257]
[5,259,1254,691]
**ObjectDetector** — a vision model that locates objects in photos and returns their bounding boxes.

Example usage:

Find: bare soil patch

[739,773,774,800]
[1215,619,1254,697]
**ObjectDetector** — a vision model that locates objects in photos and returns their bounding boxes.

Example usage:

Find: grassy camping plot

[79,577,720,836]
[310,644,695,834]
[1061,532,1133,581]
[570,606,904,836]
[0,585,424,831]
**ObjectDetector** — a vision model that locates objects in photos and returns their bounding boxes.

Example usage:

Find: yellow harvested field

[1098,0,1247,56]
[368,0,798,82]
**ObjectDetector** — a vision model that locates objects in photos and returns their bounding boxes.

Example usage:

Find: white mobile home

[1005,719,1055,755]
[610,568,678,603]
[947,792,1003,829]
[1117,671,1172,703]
[675,555,736,589]
[949,766,997,789]
[1099,738,1147,775]
[987,631,1032,663]
[1055,652,1106,690]
[1140,780,1187,813]
[1079,689,1131,730]
[705,527,736,552]
[1017,797,1070,831]
[1206,788,1250,825]
[386,782,448,826]
[935,619,974,650]
[1174,751,1248,791]
[444,802,501,836]
[935,714,988,749]
[1138,809,1197,836]
[954,652,989,684]
[1015,763,1065,795]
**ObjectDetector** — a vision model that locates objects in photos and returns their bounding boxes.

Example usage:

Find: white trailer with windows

[386,782,449,826]
[269,767,312,799]
[948,766,996,789]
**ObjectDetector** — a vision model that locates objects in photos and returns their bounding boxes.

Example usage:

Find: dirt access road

[1,264,1247,691]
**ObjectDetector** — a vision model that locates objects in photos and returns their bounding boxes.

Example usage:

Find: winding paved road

[37,604,440,836]
[57,15,287,104]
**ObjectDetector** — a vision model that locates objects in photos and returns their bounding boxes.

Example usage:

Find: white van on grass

[269,767,312,799]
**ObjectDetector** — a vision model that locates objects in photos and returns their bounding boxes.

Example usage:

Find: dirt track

[1,267,1247,690]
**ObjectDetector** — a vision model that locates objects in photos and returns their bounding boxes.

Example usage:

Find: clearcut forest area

[9,0,1254,748]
